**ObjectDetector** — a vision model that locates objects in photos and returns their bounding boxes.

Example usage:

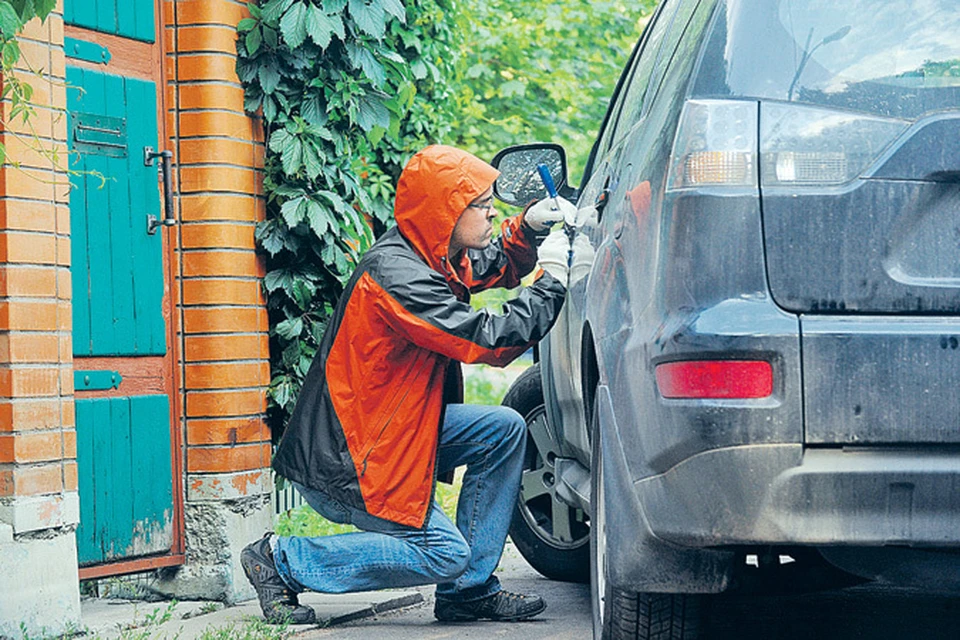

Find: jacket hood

[394,145,500,274]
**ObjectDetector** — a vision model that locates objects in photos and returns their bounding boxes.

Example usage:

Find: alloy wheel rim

[519,408,590,550]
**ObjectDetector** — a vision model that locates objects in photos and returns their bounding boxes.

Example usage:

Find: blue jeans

[272,404,526,602]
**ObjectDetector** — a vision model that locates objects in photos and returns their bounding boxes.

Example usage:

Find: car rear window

[693,0,960,120]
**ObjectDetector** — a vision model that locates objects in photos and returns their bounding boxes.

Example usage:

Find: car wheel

[503,364,590,583]
[590,401,702,640]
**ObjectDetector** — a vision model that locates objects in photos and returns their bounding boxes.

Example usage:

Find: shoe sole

[435,601,547,623]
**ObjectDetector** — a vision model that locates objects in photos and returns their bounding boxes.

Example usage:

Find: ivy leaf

[410,58,427,80]
[302,142,323,180]
[354,92,389,132]
[245,27,262,55]
[246,2,261,19]
[280,197,307,226]
[262,0,294,24]
[348,0,386,39]
[0,2,23,37]
[323,0,348,12]
[258,62,281,94]
[345,43,385,88]
[306,199,331,237]
[305,4,344,49]
[301,92,327,126]
[262,25,278,48]
[237,17,257,32]
[280,134,304,175]
[275,316,304,340]
[279,1,308,48]
[269,128,291,153]
[381,0,406,24]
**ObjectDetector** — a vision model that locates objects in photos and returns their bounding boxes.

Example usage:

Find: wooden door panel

[67,66,165,357]
[64,0,155,43]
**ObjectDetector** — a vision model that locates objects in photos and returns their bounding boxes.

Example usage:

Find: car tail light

[760,103,908,186]
[666,100,758,191]
[655,360,773,399]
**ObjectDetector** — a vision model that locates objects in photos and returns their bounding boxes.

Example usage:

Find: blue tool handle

[537,163,558,199]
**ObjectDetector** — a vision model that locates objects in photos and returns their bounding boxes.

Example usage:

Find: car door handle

[144,147,176,235]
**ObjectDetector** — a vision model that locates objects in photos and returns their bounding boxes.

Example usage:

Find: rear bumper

[638,445,960,547]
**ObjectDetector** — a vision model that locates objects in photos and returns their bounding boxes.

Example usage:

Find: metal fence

[272,476,306,516]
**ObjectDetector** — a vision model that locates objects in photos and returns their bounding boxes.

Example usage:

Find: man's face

[450,187,496,255]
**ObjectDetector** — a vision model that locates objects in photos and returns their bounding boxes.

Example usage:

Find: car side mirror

[491,143,570,208]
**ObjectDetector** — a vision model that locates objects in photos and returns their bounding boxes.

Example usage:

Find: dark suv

[492,0,960,638]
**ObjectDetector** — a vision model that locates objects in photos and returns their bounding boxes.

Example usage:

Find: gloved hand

[569,233,595,286]
[537,229,570,284]
[525,196,578,232]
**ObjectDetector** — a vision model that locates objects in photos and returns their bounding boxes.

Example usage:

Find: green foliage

[236,0,458,432]
[451,0,654,181]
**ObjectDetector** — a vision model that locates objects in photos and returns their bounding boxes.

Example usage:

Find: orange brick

[0,232,57,264]
[0,399,62,431]
[186,416,270,445]
[182,250,263,278]
[0,367,59,398]
[180,222,257,250]
[58,334,70,361]
[62,429,75,458]
[182,278,262,306]
[56,267,71,300]
[177,83,246,112]
[184,333,269,362]
[182,306,266,334]
[0,266,57,297]
[59,366,72,394]
[0,333,59,363]
[175,0,250,28]
[62,399,74,428]
[186,441,270,473]
[0,463,62,496]
[177,194,261,222]
[0,132,66,170]
[56,302,70,330]
[55,205,69,235]
[185,388,267,417]
[0,199,57,232]
[63,460,77,490]
[0,430,62,462]
[178,137,257,166]
[17,15,51,43]
[55,235,69,263]
[185,361,269,390]
[0,105,59,139]
[0,300,58,330]
[177,53,240,83]
[178,110,257,140]
[176,24,241,54]
[179,166,259,195]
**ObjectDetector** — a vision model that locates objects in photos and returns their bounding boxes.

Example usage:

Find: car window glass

[693,0,960,120]
[591,0,673,168]
[642,0,702,116]
[608,0,680,145]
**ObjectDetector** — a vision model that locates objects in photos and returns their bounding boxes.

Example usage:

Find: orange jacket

[273,146,566,527]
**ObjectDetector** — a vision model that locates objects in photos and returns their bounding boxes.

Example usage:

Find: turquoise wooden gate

[66,0,180,571]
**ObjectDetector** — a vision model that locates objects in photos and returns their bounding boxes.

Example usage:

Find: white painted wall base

[0,530,82,638]
[152,494,271,604]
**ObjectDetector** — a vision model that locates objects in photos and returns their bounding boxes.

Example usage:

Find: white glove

[525,196,578,232]
[569,233,595,286]
[537,230,570,284]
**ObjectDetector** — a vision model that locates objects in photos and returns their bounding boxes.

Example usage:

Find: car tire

[590,400,702,640]
[503,363,590,583]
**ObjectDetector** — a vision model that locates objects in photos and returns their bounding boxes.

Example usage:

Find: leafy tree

[451,0,653,182]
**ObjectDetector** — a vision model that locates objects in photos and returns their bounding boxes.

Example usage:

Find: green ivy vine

[0,0,57,165]
[236,0,458,433]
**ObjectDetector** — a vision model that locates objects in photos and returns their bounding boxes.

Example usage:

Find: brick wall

[164,0,272,504]
[0,7,78,534]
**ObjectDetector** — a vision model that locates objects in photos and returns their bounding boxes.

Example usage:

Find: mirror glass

[494,147,565,207]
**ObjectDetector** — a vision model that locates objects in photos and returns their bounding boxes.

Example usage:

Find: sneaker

[240,533,317,625]
[434,590,547,622]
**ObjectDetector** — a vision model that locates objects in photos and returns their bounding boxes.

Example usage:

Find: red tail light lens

[655,360,773,399]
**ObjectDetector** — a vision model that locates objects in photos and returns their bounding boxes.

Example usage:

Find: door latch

[144,147,176,235]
